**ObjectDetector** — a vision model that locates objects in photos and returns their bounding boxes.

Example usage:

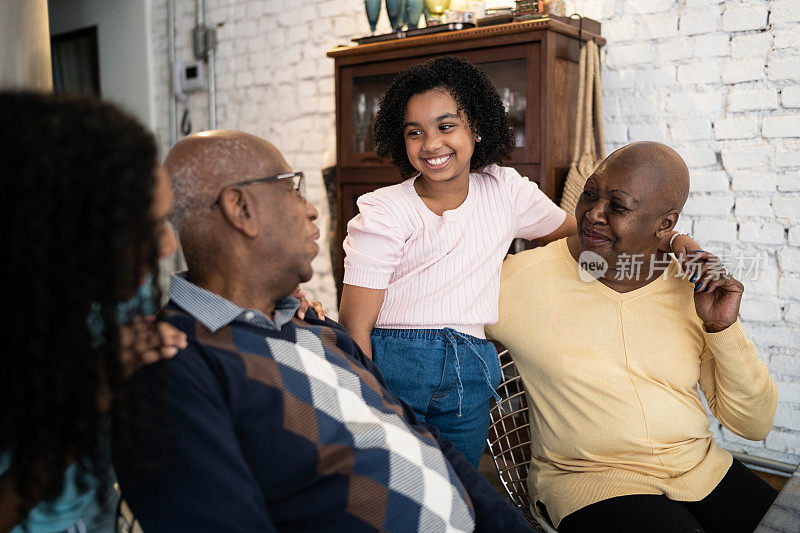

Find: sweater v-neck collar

[557,238,675,303]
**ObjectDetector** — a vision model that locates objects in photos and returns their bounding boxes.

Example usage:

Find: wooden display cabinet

[326,16,603,298]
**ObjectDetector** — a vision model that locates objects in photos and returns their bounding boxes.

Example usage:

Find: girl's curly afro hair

[373,55,515,179]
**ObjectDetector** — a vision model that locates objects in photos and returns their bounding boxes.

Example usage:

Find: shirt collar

[168,272,300,332]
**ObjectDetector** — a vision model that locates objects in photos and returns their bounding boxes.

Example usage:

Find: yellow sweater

[485,239,778,527]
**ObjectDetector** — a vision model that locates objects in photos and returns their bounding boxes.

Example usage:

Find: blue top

[0,452,117,533]
[112,273,530,532]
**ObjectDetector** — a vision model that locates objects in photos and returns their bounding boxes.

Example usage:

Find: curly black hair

[0,92,162,516]
[373,56,516,179]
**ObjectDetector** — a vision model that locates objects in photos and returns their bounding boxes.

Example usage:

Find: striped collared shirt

[167,272,299,332]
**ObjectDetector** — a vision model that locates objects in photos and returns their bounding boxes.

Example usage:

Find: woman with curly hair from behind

[0,92,186,532]
[338,56,705,467]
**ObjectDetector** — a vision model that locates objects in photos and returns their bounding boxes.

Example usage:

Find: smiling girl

[339,57,703,466]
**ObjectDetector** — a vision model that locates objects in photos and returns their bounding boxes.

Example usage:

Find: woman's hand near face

[669,237,743,332]
[118,316,187,377]
[690,255,744,333]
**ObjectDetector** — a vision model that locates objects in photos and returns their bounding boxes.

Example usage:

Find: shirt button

[245,311,255,320]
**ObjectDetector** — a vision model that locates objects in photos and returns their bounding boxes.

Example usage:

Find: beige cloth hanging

[560,40,605,216]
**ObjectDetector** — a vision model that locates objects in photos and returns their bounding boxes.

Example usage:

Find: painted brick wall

[566,0,800,462]
[149,0,383,316]
[150,0,800,461]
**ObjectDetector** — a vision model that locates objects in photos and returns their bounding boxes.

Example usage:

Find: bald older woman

[487,142,778,533]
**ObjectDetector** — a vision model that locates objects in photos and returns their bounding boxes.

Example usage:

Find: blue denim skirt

[370,328,502,467]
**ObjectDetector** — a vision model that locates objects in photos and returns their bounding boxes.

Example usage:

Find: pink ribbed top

[343,165,566,338]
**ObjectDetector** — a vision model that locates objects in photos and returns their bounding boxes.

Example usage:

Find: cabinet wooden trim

[327,18,604,61]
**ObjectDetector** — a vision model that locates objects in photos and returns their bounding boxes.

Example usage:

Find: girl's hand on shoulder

[293,287,327,320]
[119,316,188,377]
[668,233,719,284]
[668,232,701,258]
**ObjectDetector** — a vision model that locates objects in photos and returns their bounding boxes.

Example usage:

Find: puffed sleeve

[698,320,778,441]
[494,166,566,240]
[342,193,404,290]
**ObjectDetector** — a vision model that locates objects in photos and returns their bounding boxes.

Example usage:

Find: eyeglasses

[210,171,305,210]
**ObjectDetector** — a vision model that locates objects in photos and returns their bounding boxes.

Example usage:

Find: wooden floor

[754,470,789,491]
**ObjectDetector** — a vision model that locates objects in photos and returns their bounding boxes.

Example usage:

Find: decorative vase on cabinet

[405,0,424,29]
[423,0,450,24]
[365,0,381,35]
[386,0,407,31]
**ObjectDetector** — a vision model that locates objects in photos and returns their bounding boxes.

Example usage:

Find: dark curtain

[51,26,100,96]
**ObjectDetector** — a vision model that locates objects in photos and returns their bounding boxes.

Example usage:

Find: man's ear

[219,188,260,238]
[656,210,680,240]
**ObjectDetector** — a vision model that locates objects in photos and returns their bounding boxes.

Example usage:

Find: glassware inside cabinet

[349,56,526,159]
[351,73,396,155]
[477,58,527,148]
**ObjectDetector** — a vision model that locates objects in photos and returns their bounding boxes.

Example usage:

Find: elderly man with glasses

[112,130,531,533]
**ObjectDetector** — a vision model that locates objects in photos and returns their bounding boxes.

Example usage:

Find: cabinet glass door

[477,58,527,148]
[351,73,396,155]
[342,45,535,167]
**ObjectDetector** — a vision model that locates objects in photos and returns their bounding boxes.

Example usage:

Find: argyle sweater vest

[118,305,476,532]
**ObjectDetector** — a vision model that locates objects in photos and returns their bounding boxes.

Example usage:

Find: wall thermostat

[177,60,206,93]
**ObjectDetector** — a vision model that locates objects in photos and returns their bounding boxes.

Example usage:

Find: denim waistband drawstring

[442,329,502,417]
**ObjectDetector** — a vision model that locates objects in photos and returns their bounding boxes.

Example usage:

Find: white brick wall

[731,32,772,58]
[567,0,800,461]
[714,115,758,139]
[770,0,800,24]
[722,58,766,85]
[783,86,800,108]
[147,0,800,461]
[764,114,800,137]
[721,2,769,33]
[147,0,389,317]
